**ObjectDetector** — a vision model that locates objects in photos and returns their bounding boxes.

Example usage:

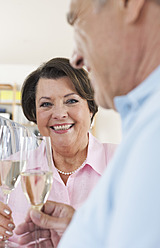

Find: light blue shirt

[58,66,160,248]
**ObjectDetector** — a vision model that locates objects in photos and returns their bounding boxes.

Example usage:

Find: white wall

[0,64,38,125]
[95,108,122,144]
[0,0,73,64]
[0,1,122,144]
[0,64,38,87]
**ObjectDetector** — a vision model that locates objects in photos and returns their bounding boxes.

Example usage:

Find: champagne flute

[21,135,53,247]
[0,125,28,248]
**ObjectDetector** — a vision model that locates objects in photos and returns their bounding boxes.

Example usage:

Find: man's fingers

[18,230,35,245]
[15,221,35,235]
[27,238,53,248]
[43,201,75,217]
[18,229,51,245]
[50,229,61,247]
[24,209,32,222]
[30,209,69,230]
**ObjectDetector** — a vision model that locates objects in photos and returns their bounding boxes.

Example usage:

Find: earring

[90,118,95,130]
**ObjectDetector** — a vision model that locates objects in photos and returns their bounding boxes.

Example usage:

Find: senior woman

[0,57,117,243]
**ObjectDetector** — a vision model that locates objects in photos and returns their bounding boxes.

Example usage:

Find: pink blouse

[0,132,117,242]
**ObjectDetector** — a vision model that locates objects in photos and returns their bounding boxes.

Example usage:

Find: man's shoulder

[135,89,160,129]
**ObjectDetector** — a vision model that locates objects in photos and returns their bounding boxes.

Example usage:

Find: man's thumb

[30,209,54,229]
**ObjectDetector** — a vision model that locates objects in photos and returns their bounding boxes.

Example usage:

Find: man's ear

[119,0,146,23]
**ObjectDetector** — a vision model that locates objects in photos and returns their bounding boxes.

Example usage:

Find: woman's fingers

[0,202,14,240]
[0,201,12,219]
[0,222,15,240]
[0,214,14,230]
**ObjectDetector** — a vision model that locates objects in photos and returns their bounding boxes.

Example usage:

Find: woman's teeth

[52,124,73,131]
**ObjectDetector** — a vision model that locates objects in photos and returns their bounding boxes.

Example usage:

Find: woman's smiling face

[36,76,92,150]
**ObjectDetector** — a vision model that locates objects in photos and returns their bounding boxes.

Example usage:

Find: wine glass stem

[2,194,10,247]
[4,193,10,205]
[35,224,39,248]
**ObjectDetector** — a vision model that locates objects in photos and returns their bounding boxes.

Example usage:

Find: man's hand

[15,201,75,247]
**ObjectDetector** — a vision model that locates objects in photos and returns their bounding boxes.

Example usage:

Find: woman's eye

[40,102,52,107]
[66,99,79,104]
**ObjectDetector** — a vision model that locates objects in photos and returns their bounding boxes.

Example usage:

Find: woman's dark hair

[21,57,98,124]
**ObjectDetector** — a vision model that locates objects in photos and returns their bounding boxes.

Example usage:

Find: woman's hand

[0,201,15,241]
[15,201,75,247]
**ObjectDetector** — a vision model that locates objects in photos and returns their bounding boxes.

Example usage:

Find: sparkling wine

[0,160,25,195]
[21,170,53,210]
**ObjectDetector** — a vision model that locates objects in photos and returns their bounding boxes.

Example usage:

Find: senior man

[16,0,160,247]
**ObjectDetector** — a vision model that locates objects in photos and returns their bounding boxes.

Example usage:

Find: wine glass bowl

[20,135,53,247]
[0,160,21,196]
[21,169,53,211]
[0,125,27,203]
[0,125,29,248]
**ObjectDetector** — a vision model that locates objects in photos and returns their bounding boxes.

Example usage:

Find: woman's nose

[51,106,68,119]
[70,51,84,69]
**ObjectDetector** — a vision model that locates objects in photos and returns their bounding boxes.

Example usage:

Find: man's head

[67,0,160,109]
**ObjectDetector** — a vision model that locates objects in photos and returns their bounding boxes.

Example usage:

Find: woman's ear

[119,0,146,23]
